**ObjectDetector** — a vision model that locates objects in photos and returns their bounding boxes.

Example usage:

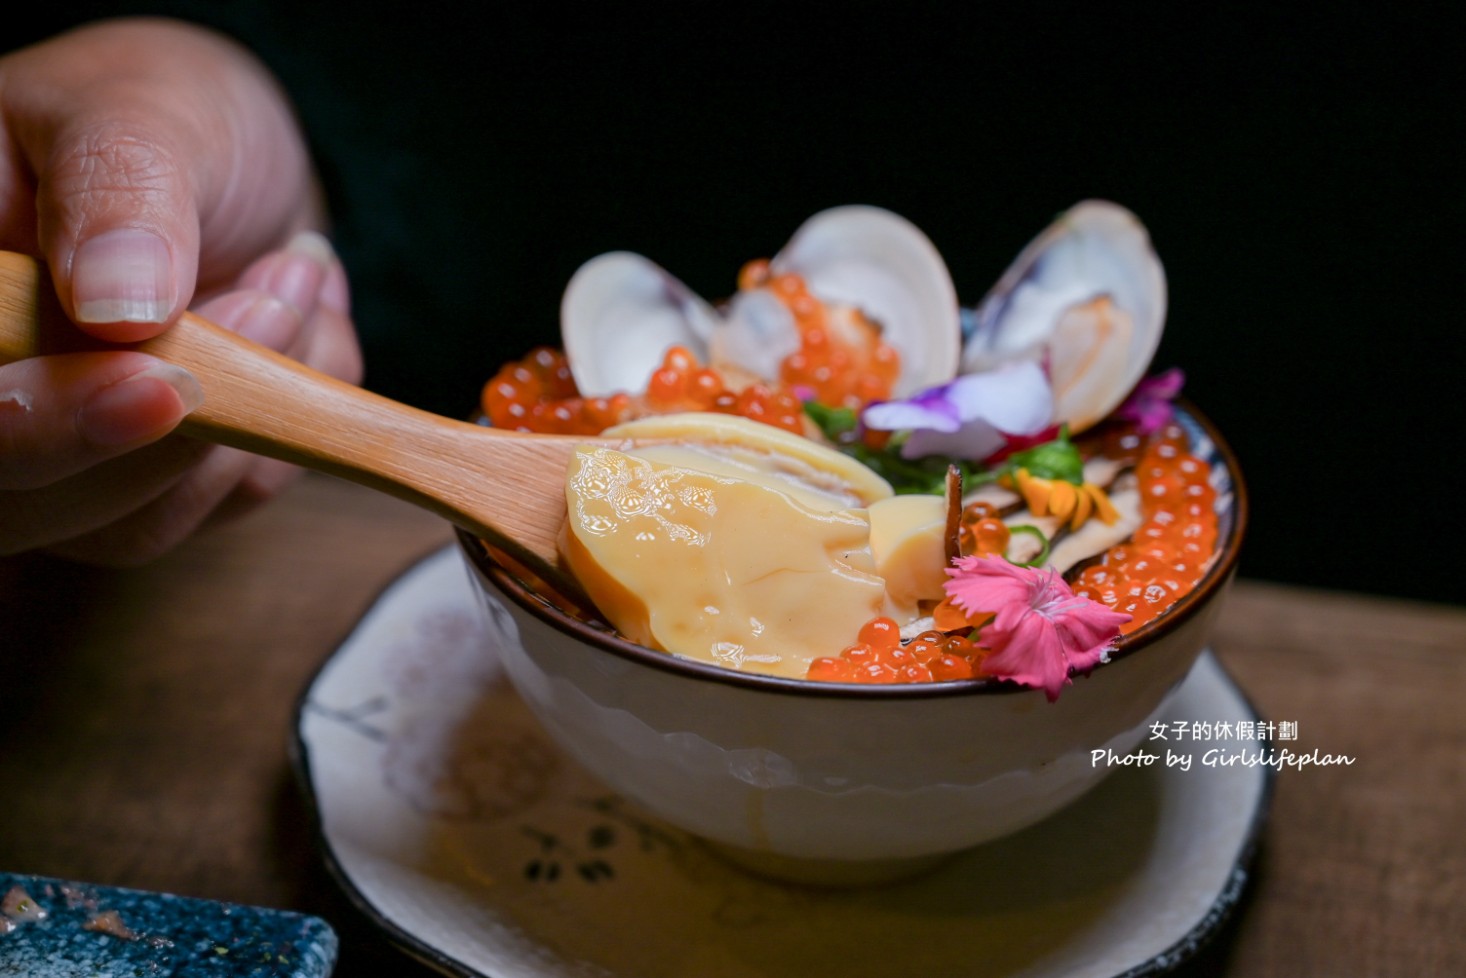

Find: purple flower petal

[862,361,1055,461]
[862,393,962,433]
[944,362,1053,435]
[1115,368,1185,434]
[902,423,1007,461]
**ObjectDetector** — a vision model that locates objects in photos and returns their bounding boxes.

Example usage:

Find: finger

[196,239,359,523]
[4,20,318,340]
[195,289,309,358]
[213,231,334,353]
[0,352,202,491]
[237,231,335,322]
[31,106,201,340]
[205,456,303,529]
[181,286,312,527]
[318,241,352,317]
[299,298,365,386]
[0,435,209,557]
[37,441,254,566]
[208,232,362,382]
[192,230,344,352]
[34,228,360,562]
[291,235,363,384]
[18,421,302,566]
[136,232,357,546]
[187,232,337,500]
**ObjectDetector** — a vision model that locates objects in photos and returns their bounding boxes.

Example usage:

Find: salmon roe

[802,422,1219,683]
[481,345,805,435]
[1071,422,1219,633]
[740,263,901,410]
[806,621,986,684]
[482,346,619,434]
[958,500,1011,557]
[643,346,805,433]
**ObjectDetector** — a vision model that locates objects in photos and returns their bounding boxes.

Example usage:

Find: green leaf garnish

[803,401,988,495]
[1006,524,1052,567]
[802,401,860,443]
[1001,425,1084,484]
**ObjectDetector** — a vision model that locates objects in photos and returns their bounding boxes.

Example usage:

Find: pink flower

[1113,368,1185,434]
[944,555,1130,701]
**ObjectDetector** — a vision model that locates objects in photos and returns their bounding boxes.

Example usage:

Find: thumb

[3,20,314,343]
[32,102,202,343]
[60,216,197,345]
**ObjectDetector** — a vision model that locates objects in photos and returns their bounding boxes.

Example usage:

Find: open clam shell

[561,206,964,401]
[561,251,721,398]
[768,205,962,397]
[961,201,1167,432]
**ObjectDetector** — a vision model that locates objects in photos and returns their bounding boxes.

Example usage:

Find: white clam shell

[962,200,1167,432]
[710,287,802,383]
[561,252,721,398]
[768,205,962,397]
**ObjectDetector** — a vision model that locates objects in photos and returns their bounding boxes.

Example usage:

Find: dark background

[11,4,1462,605]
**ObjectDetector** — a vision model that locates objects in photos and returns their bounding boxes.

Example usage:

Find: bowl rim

[458,397,1248,700]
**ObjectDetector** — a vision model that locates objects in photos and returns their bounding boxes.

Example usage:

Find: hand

[0,18,362,564]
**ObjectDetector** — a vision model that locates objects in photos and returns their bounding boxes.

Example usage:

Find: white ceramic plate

[294,546,1272,978]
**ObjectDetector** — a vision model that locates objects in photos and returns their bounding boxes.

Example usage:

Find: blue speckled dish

[0,873,336,977]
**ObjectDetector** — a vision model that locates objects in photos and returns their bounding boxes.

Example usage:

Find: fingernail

[286,229,335,265]
[73,229,177,324]
[79,362,204,447]
[232,294,301,349]
[253,231,335,315]
[294,231,351,315]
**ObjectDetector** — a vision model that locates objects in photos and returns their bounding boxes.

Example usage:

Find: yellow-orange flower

[1004,467,1120,531]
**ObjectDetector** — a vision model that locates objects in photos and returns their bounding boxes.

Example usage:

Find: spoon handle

[0,249,575,572]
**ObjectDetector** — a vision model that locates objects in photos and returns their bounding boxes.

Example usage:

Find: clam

[560,251,722,399]
[560,201,1165,439]
[960,200,1167,433]
[759,205,961,397]
[560,206,962,400]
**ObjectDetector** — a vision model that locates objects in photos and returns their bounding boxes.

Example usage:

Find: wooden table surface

[3,473,1463,977]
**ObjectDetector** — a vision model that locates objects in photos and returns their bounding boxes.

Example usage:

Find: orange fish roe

[481,345,805,435]
[957,500,1011,557]
[806,621,985,684]
[482,346,627,435]
[1072,422,1218,633]
[740,262,901,411]
[645,346,806,434]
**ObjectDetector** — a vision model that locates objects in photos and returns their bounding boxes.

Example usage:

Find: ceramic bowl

[456,403,1246,884]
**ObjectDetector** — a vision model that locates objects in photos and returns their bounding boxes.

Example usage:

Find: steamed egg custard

[562,415,918,678]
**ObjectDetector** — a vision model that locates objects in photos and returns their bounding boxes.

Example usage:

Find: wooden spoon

[0,249,599,594]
